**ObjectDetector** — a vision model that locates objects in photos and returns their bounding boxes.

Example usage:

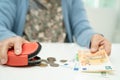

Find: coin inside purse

[6,42,42,66]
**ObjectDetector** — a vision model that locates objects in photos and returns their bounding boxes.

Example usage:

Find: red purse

[6,42,42,66]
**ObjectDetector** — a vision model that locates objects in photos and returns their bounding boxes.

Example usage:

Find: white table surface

[0,43,120,80]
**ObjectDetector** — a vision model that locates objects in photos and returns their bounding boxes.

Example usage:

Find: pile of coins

[39,57,67,67]
[47,57,59,67]
[38,57,68,67]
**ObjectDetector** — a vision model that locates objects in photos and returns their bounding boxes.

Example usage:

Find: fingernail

[15,49,21,55]
[1,59,7,64]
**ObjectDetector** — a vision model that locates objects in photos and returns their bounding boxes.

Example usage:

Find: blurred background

[83,0,120,43]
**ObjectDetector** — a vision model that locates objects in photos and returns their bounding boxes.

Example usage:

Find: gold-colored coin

[39,63,48,67]
[39,59,48,67]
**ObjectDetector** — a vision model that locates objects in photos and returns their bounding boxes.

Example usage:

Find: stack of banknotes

[78,48,113,72]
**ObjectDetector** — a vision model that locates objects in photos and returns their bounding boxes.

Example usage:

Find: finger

[8,43,14,49]
[91,40,101,53]
[0,43,8,64]
[90,35,104,53]
[14,38,23,55]
[98,41,105,50]
[104,41,111,56]
[0,44,2,64]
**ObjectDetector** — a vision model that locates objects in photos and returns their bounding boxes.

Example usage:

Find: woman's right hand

[0,36,29,65]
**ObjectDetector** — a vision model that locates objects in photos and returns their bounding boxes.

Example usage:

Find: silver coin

[47,57,56,62]
[50,63,59,67]
[60,59,67,63]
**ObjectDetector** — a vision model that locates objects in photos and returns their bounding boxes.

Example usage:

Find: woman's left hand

[90,34,111,56]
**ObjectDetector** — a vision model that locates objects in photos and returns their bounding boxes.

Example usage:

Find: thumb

[90,41,99,53]
[0,45,8,64]
[90,34,104,53]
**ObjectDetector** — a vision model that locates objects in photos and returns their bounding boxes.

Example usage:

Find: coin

[41,59,48,63]
[60,59,67,63]
[39,63,48,67]
[47,57,56,64]
[50,63,59,67]
[39,59,48,67]
[47,57,56,62]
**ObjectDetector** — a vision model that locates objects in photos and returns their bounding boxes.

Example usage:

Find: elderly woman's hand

[90,34,111,56]
[0,36,29,64]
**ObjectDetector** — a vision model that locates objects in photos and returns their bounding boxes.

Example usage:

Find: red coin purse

[6,42,42,66]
